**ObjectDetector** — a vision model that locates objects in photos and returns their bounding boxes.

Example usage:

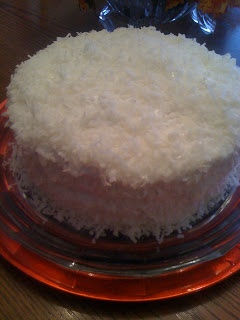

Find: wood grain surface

[0,1,240,319]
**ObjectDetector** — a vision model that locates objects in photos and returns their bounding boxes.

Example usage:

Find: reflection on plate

[0,99,240,301]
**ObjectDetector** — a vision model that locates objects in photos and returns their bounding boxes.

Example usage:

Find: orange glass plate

[1,231,240,301]
[0,99,240,302]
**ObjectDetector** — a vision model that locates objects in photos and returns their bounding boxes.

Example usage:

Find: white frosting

[6,27,240,187]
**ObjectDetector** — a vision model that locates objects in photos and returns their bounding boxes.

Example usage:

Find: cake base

[1,232,240,301]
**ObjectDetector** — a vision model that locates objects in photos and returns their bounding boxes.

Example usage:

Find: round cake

[5,27,240,242]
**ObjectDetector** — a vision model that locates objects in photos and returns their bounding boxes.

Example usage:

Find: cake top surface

[6,27,240,186]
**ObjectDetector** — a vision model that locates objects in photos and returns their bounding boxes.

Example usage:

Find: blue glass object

[99,0,216,34]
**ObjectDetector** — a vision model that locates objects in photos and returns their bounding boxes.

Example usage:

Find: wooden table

[0,1,240,319]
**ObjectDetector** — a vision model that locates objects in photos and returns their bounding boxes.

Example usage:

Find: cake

[5,27,240,242]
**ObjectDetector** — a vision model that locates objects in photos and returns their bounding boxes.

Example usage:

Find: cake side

[9,144,240,242]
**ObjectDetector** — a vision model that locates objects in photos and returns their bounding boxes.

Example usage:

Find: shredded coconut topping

[6,27,240,188]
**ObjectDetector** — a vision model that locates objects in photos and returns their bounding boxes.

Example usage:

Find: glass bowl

[99,0,196,25]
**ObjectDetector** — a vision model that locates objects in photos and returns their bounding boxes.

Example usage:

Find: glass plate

[0,99,240,301]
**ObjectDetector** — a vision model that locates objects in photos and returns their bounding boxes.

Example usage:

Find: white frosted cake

[6,27,240,242]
